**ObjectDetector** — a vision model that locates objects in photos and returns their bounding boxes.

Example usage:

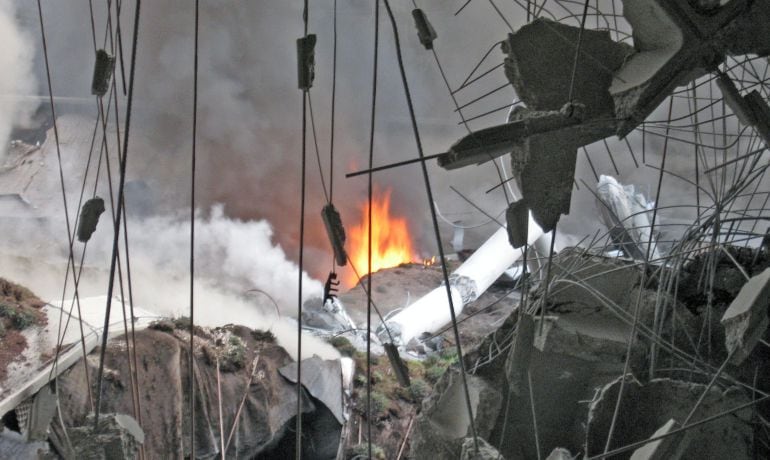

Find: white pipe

[378,213,545,345]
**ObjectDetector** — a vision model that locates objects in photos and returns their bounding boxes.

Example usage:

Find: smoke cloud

[0,0,36,159]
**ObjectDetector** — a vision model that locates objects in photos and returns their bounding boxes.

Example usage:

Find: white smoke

[110,205,324,311]
[0,0,36,158]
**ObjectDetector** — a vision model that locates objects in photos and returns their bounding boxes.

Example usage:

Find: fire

[347,189,416,284]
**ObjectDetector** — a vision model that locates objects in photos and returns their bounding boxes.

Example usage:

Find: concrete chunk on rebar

[506,200,529,249]
[77,197,105,243]
[721,267,770,365]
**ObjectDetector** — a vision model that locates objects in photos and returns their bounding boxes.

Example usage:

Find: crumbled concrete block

[460,436,504,460]
[721,267,770,365]
[506,200,529,249]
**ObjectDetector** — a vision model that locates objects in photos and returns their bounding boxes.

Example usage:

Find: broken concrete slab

[460,436,504,460]
[279,355,344,425]
[586,377,753,459]
[721,267,770,365]
[410,368,502,460]
[506,199,529,249]
[24,383,56,442]
[630,418,690,460]
[437,104,585,171]
[502,18,631,119]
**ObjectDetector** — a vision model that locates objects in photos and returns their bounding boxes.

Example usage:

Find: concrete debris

[506,199,529,249]
[545,447,574,460]
[76,197,105,243]
[585,377,752,459]
[301,296,355,333]
[630,418,690,460]
[24,383,56,442]
[460,436,504,460]
[503,19,630,121]
[279,355,345,425]
[720,267,770,365]
[437,103,585,171]
[410,368,502,459]
[69,413,144,460]
[504,313,534,396]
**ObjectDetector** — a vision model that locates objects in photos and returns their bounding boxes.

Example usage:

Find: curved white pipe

[378,213,545,345]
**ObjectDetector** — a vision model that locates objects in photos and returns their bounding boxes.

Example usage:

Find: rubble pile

[409,247,770,459]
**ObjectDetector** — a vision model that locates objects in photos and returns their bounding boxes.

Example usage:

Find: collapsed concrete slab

[585,377,753,459]
[721,267,770,365]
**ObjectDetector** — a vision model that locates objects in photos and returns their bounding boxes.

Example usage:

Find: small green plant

[348,443,386,460]
[439,347,458,364]
[408,378,429,402]
[425,364,446,384]
[369,391,390,419]
[328,336,356,356]
[0,303,35,330]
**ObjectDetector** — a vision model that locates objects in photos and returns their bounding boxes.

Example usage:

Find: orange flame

[347,189,416,284]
